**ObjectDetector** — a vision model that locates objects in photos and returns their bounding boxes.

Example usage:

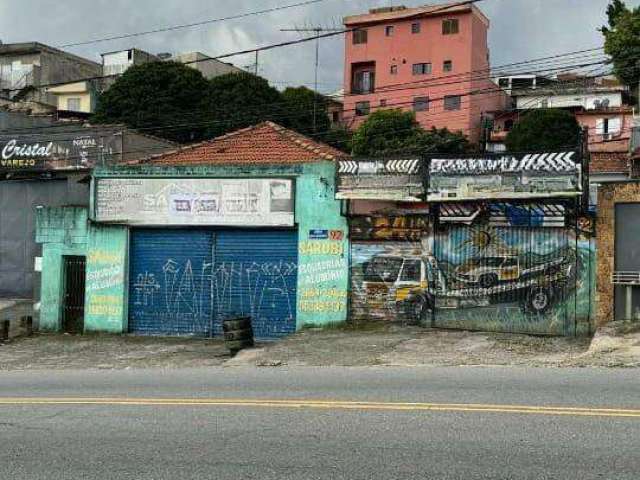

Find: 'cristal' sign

[1,140,53,167]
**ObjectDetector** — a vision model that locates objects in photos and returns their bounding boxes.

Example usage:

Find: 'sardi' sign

[1,140,54,167]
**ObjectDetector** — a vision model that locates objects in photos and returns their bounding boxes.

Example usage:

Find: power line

[4,0,488,94]
[57,0,334,49]
[0,52,612,137]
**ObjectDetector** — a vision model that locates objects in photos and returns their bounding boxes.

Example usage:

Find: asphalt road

[1,366,639,479]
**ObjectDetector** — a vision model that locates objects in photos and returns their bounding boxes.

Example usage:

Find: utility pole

[255,50,259,76]
[280,26,342,133]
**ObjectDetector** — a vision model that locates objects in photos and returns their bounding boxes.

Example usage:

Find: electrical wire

[57,0,335,49]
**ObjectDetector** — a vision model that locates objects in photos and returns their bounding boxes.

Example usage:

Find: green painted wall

[295,163,349,327]
[36,207,89,331]
[36,161,349,334]
[36,206,129,333]
[84,225,128,333]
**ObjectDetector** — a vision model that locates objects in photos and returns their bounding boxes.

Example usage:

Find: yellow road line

[0,397,639,418]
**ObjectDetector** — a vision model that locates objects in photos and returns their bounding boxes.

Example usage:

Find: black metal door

[62,256,86,334]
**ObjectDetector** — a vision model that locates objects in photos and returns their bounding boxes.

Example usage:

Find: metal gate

[62,256,86,333]
[614,204,640,320]
[430,222,582,336]
[213,230,298,338]
[0,179,88,298]
[128,230,214,336]
[128,229,298,338]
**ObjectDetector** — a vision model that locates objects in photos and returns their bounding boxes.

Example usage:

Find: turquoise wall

[294,163,349,327]
[84,225,128,333]
[37,206,129,333]
[36,207,89,331]
[36,161,349,334]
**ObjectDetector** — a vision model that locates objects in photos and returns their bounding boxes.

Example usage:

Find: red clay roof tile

[142,121,348,166]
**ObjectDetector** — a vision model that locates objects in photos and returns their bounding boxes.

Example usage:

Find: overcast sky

[0,0,637,94]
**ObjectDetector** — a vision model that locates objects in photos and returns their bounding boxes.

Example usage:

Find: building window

[385,26,394,36]
[413,96,429,112]
[355,101,370,116]
[443,60,453,72]
[444,95,461,111]
[442,18,459,35]
[352,67,375,94]
[66,97,82,111]
[504,119,514,132]
[380,99,387,107]
[596,117,622,138]
[411,22,421,34]
[332,111,340,123]
[353,29,368,44]
[390,65,398,75]
[412,63,432,75]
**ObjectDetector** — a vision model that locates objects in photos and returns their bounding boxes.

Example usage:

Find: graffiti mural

[349,209,594,335]
[211,259,298,337]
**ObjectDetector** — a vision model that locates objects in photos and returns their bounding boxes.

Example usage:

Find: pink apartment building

[342,3,507,143]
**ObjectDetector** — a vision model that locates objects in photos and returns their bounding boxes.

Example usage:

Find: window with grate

[442,18,459,35]
[412,63,432,75]
[444,95,461,111]
[355,101,370,116]
[353,29,368,44]
[413,96,429,112]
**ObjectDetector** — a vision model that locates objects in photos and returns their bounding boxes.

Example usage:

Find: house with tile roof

[36,122,351,339]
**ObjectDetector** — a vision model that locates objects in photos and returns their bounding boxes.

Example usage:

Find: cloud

[1,0,638,94]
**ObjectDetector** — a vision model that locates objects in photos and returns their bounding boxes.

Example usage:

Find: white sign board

[95,178,295,226]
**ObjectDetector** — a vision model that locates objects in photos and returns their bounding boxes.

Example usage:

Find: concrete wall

[0,45,101,106]
[36,206,90,331]
[515,92,623,111]
[36,161,349,334]
[172,52,243,80]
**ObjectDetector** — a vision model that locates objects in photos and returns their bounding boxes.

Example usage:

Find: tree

[601,0,640,88]
[505,109,582,151]
[93,61,211,143]
[280,86,331,136]
[204,72,284,138]
[280,86,352,152]
[351,109,470,156]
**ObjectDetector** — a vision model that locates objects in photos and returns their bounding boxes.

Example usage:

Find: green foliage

[601,0,640,87]
[505,109,582,151]
[280,86,352,152]
[204,71,284,138]
[351,109,470,156]
[93,61,210,143]
[322,125,353,153]
[93,64,347,148]
[281,86,331,135]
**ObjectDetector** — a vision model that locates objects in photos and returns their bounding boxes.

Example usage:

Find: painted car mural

[351,225,593,336]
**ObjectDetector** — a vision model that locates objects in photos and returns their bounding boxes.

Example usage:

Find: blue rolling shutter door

[213,230,298,338]
[129,230,214,336]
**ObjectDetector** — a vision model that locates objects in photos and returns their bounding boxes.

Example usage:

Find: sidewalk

[228,321,640,368]
[0,334,229,370]
[1,321,638,370]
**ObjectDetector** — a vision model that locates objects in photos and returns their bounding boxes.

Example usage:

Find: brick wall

[596,182,640,325]
[590,152,629,175]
